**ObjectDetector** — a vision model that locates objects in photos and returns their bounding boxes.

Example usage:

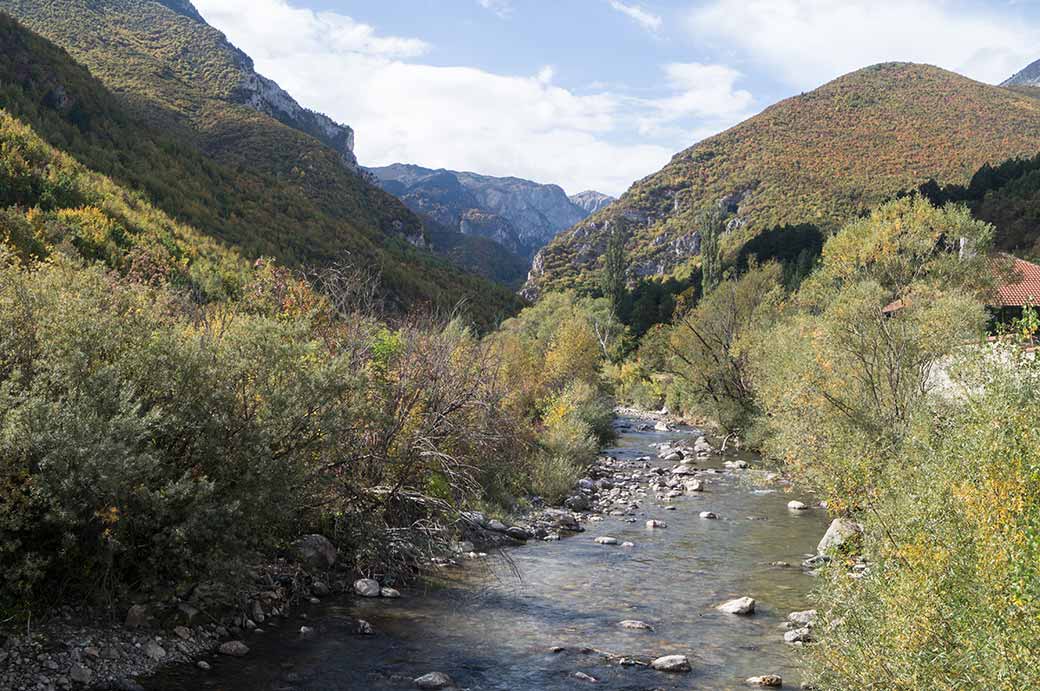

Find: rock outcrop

[569,190,615,215]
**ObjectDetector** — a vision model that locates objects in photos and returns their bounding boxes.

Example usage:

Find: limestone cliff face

[232,61,357,170]
[569,190,615,215]
[368,163,603,259]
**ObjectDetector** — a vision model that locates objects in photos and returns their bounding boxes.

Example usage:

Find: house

[990,255,1040,324]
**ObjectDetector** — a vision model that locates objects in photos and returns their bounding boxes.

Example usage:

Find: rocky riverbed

[139,414,837,690]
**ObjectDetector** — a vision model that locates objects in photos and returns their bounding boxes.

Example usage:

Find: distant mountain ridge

[525,62,1040,298]
[1003,59,1040,88]
[569,190,615,215]
[368,163,609,260]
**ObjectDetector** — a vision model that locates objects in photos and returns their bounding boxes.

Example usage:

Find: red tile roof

[996,256,1040,307]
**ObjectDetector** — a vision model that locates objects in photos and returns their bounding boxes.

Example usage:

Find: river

[146,418,827,690]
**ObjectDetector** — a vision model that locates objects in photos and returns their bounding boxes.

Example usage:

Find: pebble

[197,660,211,671]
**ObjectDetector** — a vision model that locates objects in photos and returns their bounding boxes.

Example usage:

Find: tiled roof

[996,256,1040,307]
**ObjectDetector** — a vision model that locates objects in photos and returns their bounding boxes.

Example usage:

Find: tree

[600,222,628,316]
[698,205,726,296]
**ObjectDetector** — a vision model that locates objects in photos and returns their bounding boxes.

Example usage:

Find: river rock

[414,671,454,689]
[594,536,618,545]
[357,619,374,635]
[124,604,148,629]
[650,654,691,673]
[784,627,812,644]
[486,519,508,532]
[654,421,670,432]
[787,500,808,511]
[506,526,531,541]
[219,641,249,657]
[699,511,718,520]
[788,609,817,625]
[312,579,331,597]
[621,541,635,547]
[380,587,402,598]
[354,579,381,598]
[618,620,654,631]
[565,495,590,511]
[747,674,783,687]
[684,478,704,492]
[724,460,749,470]
[291,534,337,571]
[69,663,92,685]
[197,660,211,671]
[142,641,166,661]
[646,520,667,529]
[574,671,597,683]
[717,596,756,615]
[817,518,863,554]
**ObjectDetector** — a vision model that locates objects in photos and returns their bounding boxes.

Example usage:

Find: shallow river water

[147,420,827,691]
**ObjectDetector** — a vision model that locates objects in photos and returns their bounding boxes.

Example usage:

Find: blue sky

[193,0,1040,196]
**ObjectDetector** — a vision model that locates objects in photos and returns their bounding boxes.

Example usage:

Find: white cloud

[608,0,663,32]
[478,0,513,19]
[687,0,1038,88]
[193,0,754,196]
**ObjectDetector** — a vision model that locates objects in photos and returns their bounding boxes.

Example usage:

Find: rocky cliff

[368,163,602,259]
[569,190,615,215]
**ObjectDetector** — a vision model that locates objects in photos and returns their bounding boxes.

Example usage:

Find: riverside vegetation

[612,196,1040,689]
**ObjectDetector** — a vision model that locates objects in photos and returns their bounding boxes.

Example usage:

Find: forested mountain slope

[525,62,1040,297]
[0,4,521,322]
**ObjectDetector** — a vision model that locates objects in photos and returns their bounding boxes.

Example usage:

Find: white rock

[618,620,654,631]
[817,518,863,554]
[716,596,756,615]
[784,627,812,644]
[746,674,783,687]
[380,587,402,598]
[787,500,808,511]
[354,579,381,598]
[594,536,619,545]
[650,654,691,673]
[218,641,249,657]
[699,511,719,520]
[414,671,454,689]
[646,520,667,529]
[787,609,817,625]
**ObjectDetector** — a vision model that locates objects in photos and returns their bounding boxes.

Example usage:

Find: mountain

[0,3,522,324]
[1002,59,1040,88]
[569,190,615,215]
[368,163,594,260]
[525,62,1040,298]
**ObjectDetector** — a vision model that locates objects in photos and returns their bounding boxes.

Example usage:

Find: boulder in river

[787,500,808,511]
[716,596,756,615]
[594,536,618,545]
[618,620,654,631]
[817,517,863,554]
[380,587,402,598]
[699,511,719,520]
[747,674,783,687]
[787,609,817,625]
[291,534,337,571]
[650,654,691,673]
[414,671,454,689]
[784,627,812,644]
[654,421,670,432]
[646,520,667,529]
[354,579,381,598]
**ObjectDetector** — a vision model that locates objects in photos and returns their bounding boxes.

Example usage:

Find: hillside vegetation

[0,6,522,325]
[528,63,1040,296]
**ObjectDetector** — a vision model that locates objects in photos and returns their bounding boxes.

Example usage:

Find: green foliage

[698,206,726,296]
[659,263,784,431]
[805,363,1040,690]
[600,223,628,315]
